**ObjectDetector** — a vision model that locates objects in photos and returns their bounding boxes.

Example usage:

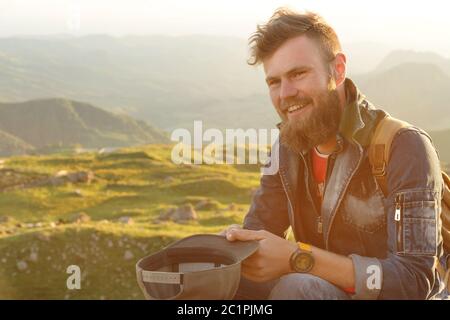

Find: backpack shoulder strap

[368,115,411,196]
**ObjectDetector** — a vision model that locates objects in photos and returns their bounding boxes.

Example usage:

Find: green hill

[0,98,169,156]
[0,145,260,299]
[0,129,34,156]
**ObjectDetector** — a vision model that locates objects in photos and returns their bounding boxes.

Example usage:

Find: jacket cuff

[349,254,383,300]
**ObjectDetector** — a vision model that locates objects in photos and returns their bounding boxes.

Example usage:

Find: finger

[218,224,241,236]
[226,229,265,242]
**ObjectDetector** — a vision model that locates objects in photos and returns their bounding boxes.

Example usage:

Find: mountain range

[0,35,448,160]
[0,98,168,156]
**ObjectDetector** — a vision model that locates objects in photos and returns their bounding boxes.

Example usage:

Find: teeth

[287,104,306,113]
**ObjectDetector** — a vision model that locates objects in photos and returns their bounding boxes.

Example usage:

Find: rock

[68,189,84,197]
[164,176,175,183]
[158,207,176,221]
[69,212,91,224]
[107,240,114,248]
[67,171,94,184]
[55,170,69,177]
[0,216,13,224]
[124,250,134,260]
[43,170,95,187]
[29,252,38,262]
[195,199,220,211]
[48,176,65,186]
[17,260,28,271]
[118,216,134,225]
[172,204,197,222]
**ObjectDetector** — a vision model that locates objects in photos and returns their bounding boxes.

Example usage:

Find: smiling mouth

[287,103,310,114]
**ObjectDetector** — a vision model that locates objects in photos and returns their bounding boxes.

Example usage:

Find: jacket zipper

[317,151,337,235]
[279,168,296,239]
[299,153,322,234]
[395,194,403,253]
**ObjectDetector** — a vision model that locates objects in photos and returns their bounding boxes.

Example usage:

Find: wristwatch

[289,242,315,273]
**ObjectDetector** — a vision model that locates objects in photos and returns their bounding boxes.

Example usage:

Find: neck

[316,136,337,155]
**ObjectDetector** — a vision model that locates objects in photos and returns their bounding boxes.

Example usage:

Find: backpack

[368,115,450,291]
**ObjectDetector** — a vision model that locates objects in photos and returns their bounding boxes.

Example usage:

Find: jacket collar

[339,78,387,147]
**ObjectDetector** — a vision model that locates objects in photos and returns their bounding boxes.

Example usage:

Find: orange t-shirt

[311,147,329,202]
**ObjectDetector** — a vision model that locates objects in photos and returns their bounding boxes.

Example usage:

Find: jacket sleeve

[243,148,291,238]
[350,128,444,299]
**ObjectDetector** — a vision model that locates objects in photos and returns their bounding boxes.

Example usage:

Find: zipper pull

[317,216,323,234]
[394,195,401,221]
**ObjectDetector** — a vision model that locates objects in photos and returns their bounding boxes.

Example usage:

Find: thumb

[226,229,266,242]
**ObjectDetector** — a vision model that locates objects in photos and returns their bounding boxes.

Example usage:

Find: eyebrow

[265,66,312,84]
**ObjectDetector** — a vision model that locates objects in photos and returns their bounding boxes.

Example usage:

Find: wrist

[289,242,315,273]
[286,242,298,273]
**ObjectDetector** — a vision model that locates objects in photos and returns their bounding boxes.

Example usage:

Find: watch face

[293,252,314,273]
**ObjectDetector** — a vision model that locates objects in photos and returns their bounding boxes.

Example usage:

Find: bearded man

[223,8,447,300]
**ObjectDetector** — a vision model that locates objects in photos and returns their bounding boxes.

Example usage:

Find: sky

[0,0,449,57]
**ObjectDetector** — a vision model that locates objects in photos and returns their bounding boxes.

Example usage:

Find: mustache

[280,97,313,112]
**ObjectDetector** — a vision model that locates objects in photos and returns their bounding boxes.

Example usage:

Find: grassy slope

[0,144,261,299]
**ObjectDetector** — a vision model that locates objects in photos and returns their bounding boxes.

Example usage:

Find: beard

[279,87,342,154]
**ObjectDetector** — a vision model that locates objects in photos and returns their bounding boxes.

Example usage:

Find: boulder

[0,216,12,224]
[118,216,134,225]
[195,199,220,211]
[159,204,198,222]
[69,212,91,224]
[171,204,197,222]
[17,260,28,271]
[124,250,134,261]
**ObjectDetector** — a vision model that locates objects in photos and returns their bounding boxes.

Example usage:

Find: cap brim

[168,234,259,262]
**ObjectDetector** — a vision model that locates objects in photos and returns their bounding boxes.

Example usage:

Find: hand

[217,224,242,237]
[226,229,297,282]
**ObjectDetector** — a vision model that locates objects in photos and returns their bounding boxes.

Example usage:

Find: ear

[332,53,347,87]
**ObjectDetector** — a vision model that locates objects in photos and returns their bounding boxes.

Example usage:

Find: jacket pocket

[342,186,386,234]
[395,189,439,256]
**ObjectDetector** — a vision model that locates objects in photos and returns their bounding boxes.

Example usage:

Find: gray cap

[136,234,258,300]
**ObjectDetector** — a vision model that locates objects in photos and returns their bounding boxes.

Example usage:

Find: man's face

[263,35,342,153]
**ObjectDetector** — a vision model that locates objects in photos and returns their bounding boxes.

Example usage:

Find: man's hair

[248,8,342,66]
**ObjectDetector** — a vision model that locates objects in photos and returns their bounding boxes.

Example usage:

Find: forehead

[263,35,324,77]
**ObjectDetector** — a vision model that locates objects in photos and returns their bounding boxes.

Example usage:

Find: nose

[279,79,298,102]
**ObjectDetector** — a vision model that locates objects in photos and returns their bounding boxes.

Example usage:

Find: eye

[267,79,280,88]
[292,71,306,79]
